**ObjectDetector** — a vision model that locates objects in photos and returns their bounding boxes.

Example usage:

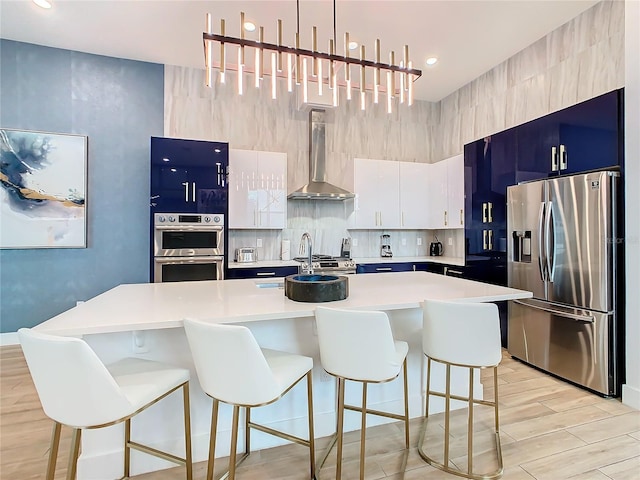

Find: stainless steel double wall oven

[153,213,224,282]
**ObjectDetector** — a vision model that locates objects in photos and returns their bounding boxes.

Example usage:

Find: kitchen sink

[284,274,349,302]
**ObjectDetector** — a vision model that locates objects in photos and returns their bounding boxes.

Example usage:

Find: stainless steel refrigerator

[507,170,619,396]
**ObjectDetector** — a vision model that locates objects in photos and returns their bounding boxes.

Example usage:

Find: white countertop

[35,272,531,337]
[228,256,465,269]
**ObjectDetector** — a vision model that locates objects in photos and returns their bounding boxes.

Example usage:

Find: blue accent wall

[0,40,164,333]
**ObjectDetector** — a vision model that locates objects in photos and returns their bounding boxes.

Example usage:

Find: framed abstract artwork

[0,128,88,249]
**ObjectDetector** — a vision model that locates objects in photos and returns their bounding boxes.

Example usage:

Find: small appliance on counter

[340,238,351,258]
[430,236,443,256]
[380,234,393,257]
[235,247,257,263]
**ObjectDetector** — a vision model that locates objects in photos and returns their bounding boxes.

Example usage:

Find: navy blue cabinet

[226,266,298,279]
[464,128,516,287]
[515,89,622,182]
[356,262,430,274]
[464,88,623,289]
[151,137,229,214]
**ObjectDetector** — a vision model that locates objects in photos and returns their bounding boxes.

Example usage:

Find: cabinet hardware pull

[460,209,463,225]
[256,272,276,276]
[488,202,493,223]
[551,146,558,171]
[560,144,567,170]
[444,210,448,226]
[447,269,463,276]
[376,267,393,271]
[483,229,488,249]
[488,229,493,250]
[192,182,196,202]
[183,182,189,202]
[401,211,405,227]
[482,202,487,223]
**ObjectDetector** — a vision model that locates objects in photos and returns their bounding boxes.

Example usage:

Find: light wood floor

[2,345,639,480]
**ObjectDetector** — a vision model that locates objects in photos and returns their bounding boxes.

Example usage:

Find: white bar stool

[314,306,410,480]
[182,319,316,480]
[420,299,503,480]
[17,328,193,480]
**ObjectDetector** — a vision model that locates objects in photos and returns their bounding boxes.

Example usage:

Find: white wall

[623,0,640,409]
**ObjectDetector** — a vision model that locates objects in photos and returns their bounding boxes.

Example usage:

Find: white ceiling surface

[0,0,600,102]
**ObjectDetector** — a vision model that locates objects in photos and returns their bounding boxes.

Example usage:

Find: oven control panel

[155,213,224,226]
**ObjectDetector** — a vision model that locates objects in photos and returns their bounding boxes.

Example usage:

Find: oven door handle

[154,256,224,264]
[155,226,223,232]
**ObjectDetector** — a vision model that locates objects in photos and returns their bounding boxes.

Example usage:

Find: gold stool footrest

[417,417,503,480]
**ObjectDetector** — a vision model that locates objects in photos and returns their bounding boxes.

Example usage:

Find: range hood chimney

[287,109,355,201]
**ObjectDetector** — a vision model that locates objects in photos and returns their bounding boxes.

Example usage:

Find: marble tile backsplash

[436,0,623,160]
[228,224,465,261]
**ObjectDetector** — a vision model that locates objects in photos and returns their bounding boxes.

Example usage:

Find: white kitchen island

[35,272,531,479]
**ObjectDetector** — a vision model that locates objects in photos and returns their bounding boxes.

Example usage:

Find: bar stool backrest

[422,300,502,367]
[315,307,400,382]
[183,319,280,405]
[18,328,133,428]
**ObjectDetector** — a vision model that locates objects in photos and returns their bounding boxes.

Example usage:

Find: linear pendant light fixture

[203,1,422,112]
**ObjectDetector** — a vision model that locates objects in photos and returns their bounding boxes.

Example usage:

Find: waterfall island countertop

[35,271,532,337]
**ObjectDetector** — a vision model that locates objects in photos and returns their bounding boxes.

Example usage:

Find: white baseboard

[0,332,19,346]
[622,383,640,410]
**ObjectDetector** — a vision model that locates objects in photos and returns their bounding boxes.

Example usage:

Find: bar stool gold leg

[336,377,346,480]
[245,407,251,455]
[207,399,219,480]
[360,382,368,480]
[66,428,81,480]
[124,418,131,478]
[228,405,240,480]
[306,371,316,480]
[183,383,193,480]
[46,422,62,480]
[403,358,410,449]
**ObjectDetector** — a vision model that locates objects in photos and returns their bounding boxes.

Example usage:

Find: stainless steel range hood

[288,109,355,200]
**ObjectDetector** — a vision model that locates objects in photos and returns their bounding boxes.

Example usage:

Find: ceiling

[0,0,599,102]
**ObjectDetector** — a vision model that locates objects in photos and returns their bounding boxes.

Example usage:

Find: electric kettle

[429,239,443,256]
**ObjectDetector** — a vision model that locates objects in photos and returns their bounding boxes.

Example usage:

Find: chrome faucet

[299,232,313,274]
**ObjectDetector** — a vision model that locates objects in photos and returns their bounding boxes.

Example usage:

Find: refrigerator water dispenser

[512,231,531,263]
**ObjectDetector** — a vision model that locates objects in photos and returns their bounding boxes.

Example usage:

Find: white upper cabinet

[427,153,464,229]
[229,149,287,229]
[352,158,400,229]
[399,162,430,229]
[446,153,465,228]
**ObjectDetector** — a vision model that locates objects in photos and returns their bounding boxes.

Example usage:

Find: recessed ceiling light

[426,57,438,66]
[244,21,256,32]
[33,0,52,8]
[348,41,358,51]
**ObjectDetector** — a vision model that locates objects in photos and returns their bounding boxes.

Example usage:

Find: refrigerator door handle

[513,300,595,323]
[538,202,546,281]
[545,201,555,283]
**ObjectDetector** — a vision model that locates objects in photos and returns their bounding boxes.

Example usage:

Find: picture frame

[0,128,88,249]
